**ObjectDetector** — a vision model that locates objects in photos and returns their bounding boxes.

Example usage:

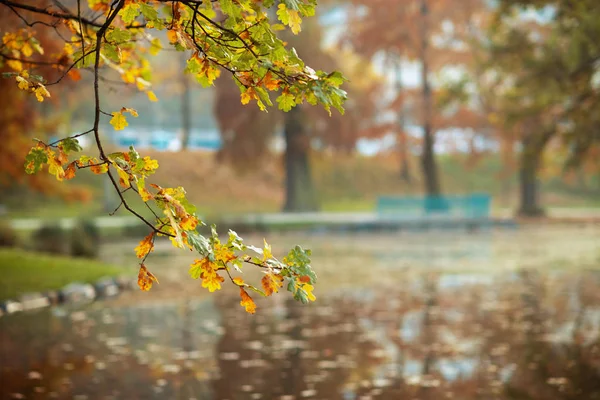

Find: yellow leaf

[116,166,131,188]
[110,111,128,130]
[261,273,283,296]
[241,88,257,105]
[6,59,22,72]
[180,215,198,231]
[15,76,29,91]
[141,156,158,172]
[34,85,50,102]
[233,277,245,286]
[240,288,256,314]
[47,157,65,181]
[289,10,302,34]
[121,107,138,117]
[135,232,155,259]
[203,272,225,292]
[138,264,159,291]
[63,42,74,55]
[147,90,158,102]
[149,38,162,56]
[21,42,33,57]
[302,283,317,302]
[262,239,272,261]
[166,29,178,44]
[214,242,237,265]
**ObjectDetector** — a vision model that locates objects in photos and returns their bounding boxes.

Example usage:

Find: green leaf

[276,92,296,111]
[24,148,47,174]
[59,138,82,154]
[186,57,202,74]
[102,43,121,63]
[139,2,158,22]
[119,3,141,24]
[189,262,202,279]
[107,28,132,43]
[188,231,210,255]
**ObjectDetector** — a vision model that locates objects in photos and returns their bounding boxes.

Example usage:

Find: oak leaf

[135,232,155,259]
[138,264,158,291]
[240,288,257,314]
[261,272,283,296]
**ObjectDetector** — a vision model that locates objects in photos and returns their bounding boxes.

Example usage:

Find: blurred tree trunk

[283,107,318,212]
[518,152,543,217]
[517,130,553,217]
[419,0,441,196]
[181,56,192,150]
[393,57,412,183]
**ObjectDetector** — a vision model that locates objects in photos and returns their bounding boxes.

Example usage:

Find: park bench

[376,193,491,219]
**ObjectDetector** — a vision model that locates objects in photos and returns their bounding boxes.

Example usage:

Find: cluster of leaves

[2,0,341,313]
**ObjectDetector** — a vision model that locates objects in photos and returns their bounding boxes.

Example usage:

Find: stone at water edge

[59,283,96,304]
[94,277,120,298]
[0,300,23,314]
[19,293,50,311]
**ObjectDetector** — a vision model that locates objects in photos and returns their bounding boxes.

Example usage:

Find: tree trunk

[517,128,553,217]
[393,56,412,183]
[180,56,192,150]
[283,107,318,212]
[518,143,545,217]
[419,0,441,196]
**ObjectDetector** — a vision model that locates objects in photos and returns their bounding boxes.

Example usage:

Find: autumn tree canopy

[0,0,347,313]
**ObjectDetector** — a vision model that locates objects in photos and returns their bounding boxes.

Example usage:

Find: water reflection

[1,269,600,399]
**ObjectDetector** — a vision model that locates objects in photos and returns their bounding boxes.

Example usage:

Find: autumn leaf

[233,277,245,286]
[180,215,198,231]
[147,90,158,102]
[214,242,236,265]
[240,288,257,314]
[189,257,224,292]
[240,87,257,105]
[15,75,29,90]
[90,162,108,174]
[116,165,131,188]
[262,239,272,261]
[34,85,50,102]
[64,161,77,180]
[135,232,155,259]
[110,112,128,130]
[261,272,283,296]
[121,107,138,117]
[262,71,281,91]
[138,264,159,291]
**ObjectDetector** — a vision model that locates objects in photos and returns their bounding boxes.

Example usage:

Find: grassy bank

[0,249,125,301]
[3,151,599,219]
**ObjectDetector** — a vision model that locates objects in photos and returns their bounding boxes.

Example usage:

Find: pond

[1,225,599,399]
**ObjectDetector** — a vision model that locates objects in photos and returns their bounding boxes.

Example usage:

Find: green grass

[0,248,125,300]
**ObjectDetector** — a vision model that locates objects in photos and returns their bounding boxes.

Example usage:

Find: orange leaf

[263,71,281,91]
[261,273,283,296]
[90,162,108,174]
[135,232,155,259]
[137,264,159,291]
[64,161,76,180]
[68,69,81,82]
[240,288,256,314]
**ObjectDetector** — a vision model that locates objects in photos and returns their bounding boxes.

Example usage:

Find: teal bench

[376,194,491,218]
